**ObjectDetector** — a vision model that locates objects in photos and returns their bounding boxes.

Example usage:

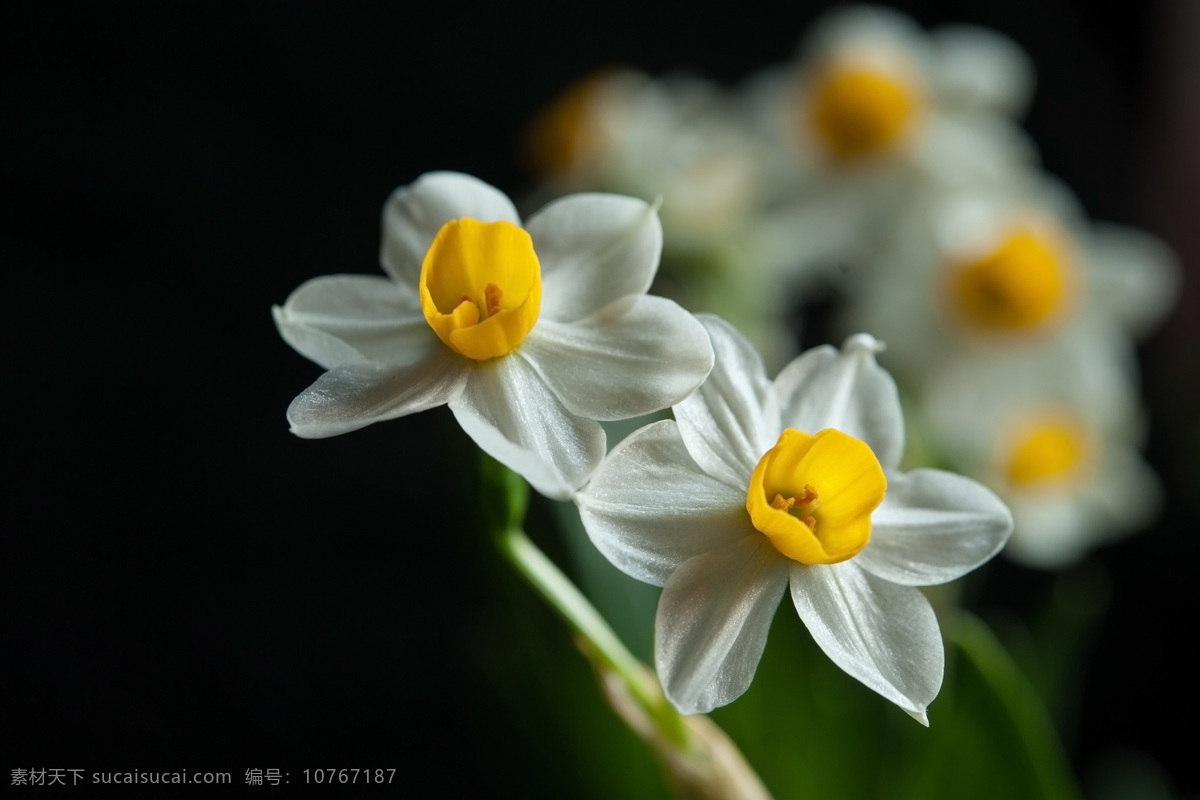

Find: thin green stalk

[479,451,687,745]
[478,453,771,800]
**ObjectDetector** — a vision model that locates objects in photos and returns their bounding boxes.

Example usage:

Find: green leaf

[710,606,1082,800]
[898,612,1083,800]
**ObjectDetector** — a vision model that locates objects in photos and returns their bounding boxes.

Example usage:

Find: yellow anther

[771,486,821,529]
[484,283,504,317]
[794,484,819,510]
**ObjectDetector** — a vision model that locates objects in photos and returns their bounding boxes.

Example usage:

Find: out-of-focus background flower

[6,1,1196,796]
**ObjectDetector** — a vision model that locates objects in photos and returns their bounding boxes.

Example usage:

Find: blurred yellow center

[807,63,918,164]
[419,219,542,361]
[949,229,1073,334]
[746,428,886,565]
[522,71,610,179]
[1005,416,1089,487]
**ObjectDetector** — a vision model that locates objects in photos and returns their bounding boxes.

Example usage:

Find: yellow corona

[746,428,886,565]
[806,61,920,164]
[419,218,542,361]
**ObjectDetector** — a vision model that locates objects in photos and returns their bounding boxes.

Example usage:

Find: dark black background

[5,0,1197,796]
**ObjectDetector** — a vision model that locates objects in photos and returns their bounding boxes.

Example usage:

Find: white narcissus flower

[838,171,1179,385]
[274,172,714,500]
[923,331,1161,569]
[758,4,1035,183]
[740,5,1038,282]
[523,69,771,255]
[575,316,1012,722]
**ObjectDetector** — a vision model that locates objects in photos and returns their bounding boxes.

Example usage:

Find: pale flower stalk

[575,315,1013,722]
[274,172,714,499]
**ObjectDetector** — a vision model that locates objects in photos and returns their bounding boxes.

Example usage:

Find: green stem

[476,451,689,746]
[493,522,688,746]
[478,453,773,799]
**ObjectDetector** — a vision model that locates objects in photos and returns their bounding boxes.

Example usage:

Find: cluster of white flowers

[522,4,1177,569]
[275,170,1012,722]
[274,3,1171,727]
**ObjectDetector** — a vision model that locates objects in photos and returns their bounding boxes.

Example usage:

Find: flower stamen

[771,485,819,530]
[484,283,504,317]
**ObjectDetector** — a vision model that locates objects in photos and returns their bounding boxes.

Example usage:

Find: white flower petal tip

[285,355,469,439]
[576,319,998,720]
[278,172,705,498]
[842,332,886,356]
[931,24,1034,116]
[791,564,945,723]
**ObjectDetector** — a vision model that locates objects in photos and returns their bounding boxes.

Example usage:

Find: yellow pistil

[947,226,1074,335]
[805,60,921,165]
[1005,414,1090,488]
[419,218,542,361]
[746,428,886,565]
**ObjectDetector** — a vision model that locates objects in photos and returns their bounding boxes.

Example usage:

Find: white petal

[522,296,713,421]
[450,351,605,500]
[931,25,1034,116]
[750,192,875,281]
[772,333,904,470]
[576,420,753,586]
[674,315,777,489]
[805,4,924,59]
[656,535,789,715]
[272,274,435,369]
[1085,223,1180,338]
[790,561,943,724]
[1082,444,1163,541]
[1007,445,1161,569]
[858,469,1013,586]
[380,172,521,287]
[526,193,662,322]
[287,349,470,438]
[1005,498,1093,570]
[915,113,1039,189]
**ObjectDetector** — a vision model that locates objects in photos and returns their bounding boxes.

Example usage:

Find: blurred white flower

[758,5,1034,180]
[743,5,1038,278]
[923,331,1162,568]
[575,316,1012,721]
[522,68,645,187]
[525,69,771,256]
[274,172,714,500]
[524,69,789,365]
[839,172,1179,384]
